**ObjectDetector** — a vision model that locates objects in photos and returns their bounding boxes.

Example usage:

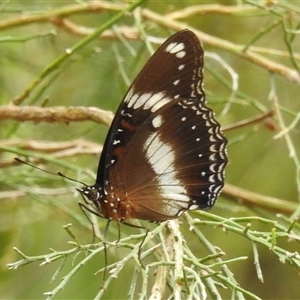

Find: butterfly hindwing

[111,97,227,221]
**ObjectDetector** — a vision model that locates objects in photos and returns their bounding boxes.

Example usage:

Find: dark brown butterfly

[79,29,228,223]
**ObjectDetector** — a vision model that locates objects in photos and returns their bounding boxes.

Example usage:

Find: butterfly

[79,29,228,223]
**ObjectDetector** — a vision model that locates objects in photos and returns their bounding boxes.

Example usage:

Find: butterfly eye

[80,29,228,223]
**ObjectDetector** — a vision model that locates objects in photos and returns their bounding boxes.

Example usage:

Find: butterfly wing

[94,29,227,221]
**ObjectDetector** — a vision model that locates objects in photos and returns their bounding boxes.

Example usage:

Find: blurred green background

[1,1,300,299]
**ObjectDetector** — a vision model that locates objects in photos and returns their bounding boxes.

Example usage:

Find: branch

[0,139,102,168]
[0,1,129,30]
[0,105,113,126]
[166,4,260,19]
[50,18,140,40]
[222,183,298,214]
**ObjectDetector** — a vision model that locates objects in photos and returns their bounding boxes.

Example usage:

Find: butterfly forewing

[96,30,204,182]
[82,29,228,222]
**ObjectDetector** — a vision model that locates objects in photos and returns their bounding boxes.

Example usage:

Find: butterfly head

[78,185,102,202]
[78,184,110,219]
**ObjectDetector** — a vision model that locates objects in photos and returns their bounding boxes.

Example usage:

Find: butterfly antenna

[14,157,88,186]
[15,157,59,176]
[57,172,87,187]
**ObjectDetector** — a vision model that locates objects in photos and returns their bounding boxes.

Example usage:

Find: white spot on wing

[141,92,171,112]
[173,79,180,86]
[165,42,185,54]
[152,115,163,128]
[151,97,171,112]
[165,42,186,59]
[143,133,190,208]
[124,88,135,105]
[127,93,139,108]
[144,132,171,168]
[189,204,198,210]
[210,144,217,152]
[176,51,186,58]
[209,163,217,172]
[210,135,217,142]
[209,153,217,161]
[133,93,151,109]
[126,91,172,112]
[209,175,215,183]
